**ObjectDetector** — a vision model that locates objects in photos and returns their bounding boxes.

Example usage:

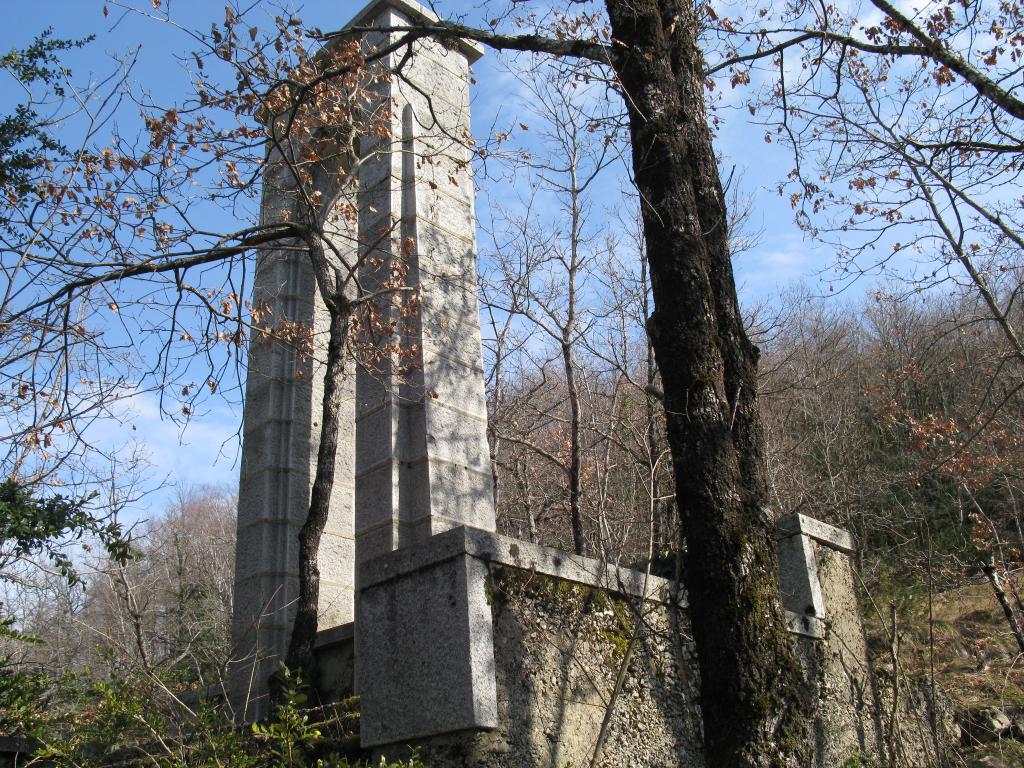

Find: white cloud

[736,233,830,303]
[81,389,242,522]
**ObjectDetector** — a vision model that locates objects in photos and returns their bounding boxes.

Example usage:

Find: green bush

[9,665,426,768]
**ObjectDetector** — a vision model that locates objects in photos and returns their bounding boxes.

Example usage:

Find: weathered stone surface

[354,527,690,754]
[317,581,355,630]
[358,526,677,603]
[416,223,477,275]
[419,350,488,418]
[232,3,492,720]
[314,623,356,704]
[778,527,826,625]
[795,538,886,766]
[777,512,857,555]
[351,0,495,585]
[361,552,701,766]
[302,520,957,766]
[478,567,701,768]
[356,551,498,747]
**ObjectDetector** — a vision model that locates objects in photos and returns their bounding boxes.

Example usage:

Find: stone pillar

[777,514,887,767]
[351,0,494,567]
[345,0,498,747]
[778,514,830,638]
[232,0,496,735]
[231,134,357,716]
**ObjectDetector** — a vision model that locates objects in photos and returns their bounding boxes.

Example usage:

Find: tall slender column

[351,0,493,567]
[231,0,494,732]
[231,141,357,715]
[348,0,499,747]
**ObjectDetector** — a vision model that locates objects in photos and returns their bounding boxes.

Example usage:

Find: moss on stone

[489,565,631,620]
[600,600,635,662]
[483,573,495,607]
[489,564,648,674]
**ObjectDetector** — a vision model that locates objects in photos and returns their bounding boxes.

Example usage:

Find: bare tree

[0,6,421,692]
[481,63,624,556]
[706,0,1024,393]
[78,485,237,689]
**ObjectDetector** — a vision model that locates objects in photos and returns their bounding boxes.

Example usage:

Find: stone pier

[230,0,494,724]
[349,0,493,565]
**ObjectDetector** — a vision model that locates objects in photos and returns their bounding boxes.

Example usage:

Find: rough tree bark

[602,1,813,765]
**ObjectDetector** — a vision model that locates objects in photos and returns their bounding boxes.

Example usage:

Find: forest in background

[6,280,1023,766]
[2,0,1024,765]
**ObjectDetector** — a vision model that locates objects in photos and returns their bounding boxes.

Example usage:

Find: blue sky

[1,0,825,288]
[1,1,830,519]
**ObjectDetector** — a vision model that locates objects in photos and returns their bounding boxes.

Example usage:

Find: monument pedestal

[356,540,497,746]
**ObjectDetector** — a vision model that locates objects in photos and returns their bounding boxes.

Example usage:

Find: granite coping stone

[777,513,857,555]
[357,525,685,606]
[343,518,857,647]
[315,622,354,649]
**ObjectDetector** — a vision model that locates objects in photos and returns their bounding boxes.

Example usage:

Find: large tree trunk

[603,1,813,765]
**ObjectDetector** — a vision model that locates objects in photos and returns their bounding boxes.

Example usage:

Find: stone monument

[231,0,493,725]
[230,1,927,765]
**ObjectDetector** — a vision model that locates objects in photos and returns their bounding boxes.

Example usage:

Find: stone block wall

[316,521,950,767]
[794,534,886,765]
[456,566,703,768]
[319,527,703,767]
